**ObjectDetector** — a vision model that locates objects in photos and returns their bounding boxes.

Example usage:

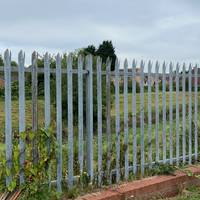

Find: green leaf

[13,150,19,161]
[20,131,27,140]
[29,131,35,140]
[187,172,193,177]
[6,168,11,176]
[2,159,6,167]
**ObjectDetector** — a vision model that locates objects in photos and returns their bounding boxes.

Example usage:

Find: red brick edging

[76,166,200,200]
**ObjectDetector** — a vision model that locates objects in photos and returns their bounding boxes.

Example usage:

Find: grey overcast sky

[0,0,200,66]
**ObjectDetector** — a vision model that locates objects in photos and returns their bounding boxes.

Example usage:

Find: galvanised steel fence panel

[1,50,200,191]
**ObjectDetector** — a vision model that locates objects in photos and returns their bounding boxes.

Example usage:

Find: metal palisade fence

[1,50,199,191]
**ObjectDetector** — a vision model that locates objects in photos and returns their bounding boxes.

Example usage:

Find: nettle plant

[0,127,57,196]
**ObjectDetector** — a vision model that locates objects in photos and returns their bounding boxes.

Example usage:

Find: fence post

[86,54,93,181]
[106,58,112,182]
[162,62,166,164]
[176,63,180,165]
[140,60,145,175]
[132,59,137,174]
[4,50,12,186]
[97,57,103,185]
[182,64,186,164]
[56,54,62,192]
[31,51,38,164]
[194,65,198,161]
[169,63,173,164]
[147,60,152,168]
[155,62,159,162]
[115,58,120,182]
[78,55,84,175]
[124,59,129,180]
[44,52,51,187]
[67,53,74,187]
[18,50,25,184]
[188,64,192,164]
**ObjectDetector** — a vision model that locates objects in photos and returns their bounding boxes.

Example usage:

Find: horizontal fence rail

[0,66,200,77]
[0,50,199,191]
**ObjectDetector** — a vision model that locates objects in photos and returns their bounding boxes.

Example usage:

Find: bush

[0,128,56,198]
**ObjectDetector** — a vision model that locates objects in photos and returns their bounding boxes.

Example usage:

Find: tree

[96,40,116,71]
[0,55,3,66]
[0,54,18,66]
[11,61,17,66]
[23,41,116,132]
[83,45,96,56]
[83,41,117,71]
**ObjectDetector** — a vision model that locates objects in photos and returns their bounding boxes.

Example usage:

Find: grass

[0,91,199,133]
[0,91,200,176]
[0,99,45,130]
[0,99,56,143]
[162,186,200,199]
[0,91,200,170]
[111,91,200,117]
[0,143,4,152]
[109,91,200,169]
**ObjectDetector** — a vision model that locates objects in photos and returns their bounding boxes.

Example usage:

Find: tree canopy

[83,40,116,70]
[0,55,3,66]
[0,55,18,66]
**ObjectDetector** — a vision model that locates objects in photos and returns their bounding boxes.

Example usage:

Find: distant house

[191,68,200,85]
[0,78,4,89]
[0,71,19,89]
[114,68,158,87]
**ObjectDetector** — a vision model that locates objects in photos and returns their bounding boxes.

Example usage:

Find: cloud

[0,0,200,67]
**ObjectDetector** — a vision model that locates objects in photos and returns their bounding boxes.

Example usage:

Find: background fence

[0,50,200,191]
